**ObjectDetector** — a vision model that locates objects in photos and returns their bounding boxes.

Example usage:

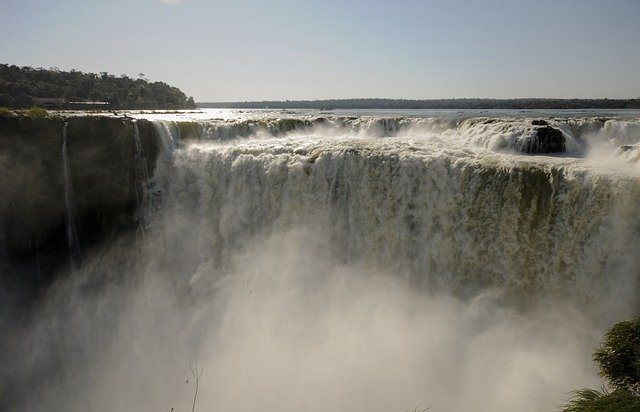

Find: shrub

[594,318,640,388]
[0,107,14,116]
[562,387,640,412]
[25,107,48,118]
[560,317,640,412]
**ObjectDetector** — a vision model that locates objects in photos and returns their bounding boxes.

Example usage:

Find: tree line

[201,97,640,110]
[0,64,196,109]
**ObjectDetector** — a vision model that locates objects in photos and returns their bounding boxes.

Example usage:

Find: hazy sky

[1,0,639,101]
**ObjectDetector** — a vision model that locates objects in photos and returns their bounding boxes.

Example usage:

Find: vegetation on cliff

[561,318,640,411]
[0,64,196,109]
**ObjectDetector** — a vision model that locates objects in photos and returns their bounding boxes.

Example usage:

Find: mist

[1,223,606,412]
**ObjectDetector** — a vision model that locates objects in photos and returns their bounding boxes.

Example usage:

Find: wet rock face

[0,116,160,291]
[517,125,566,154]
[0,117,67,281]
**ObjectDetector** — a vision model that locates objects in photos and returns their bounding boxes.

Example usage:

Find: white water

[132,121,152,230]
[160,140,638,304]
[61,121,81,268]
[5,110,640,411]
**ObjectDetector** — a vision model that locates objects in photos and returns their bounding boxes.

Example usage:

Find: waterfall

[61,121,81,268]
[154,124,640,314]
[0,223,6,272]
[4,111,640,412]
[152,120,179,152]
[174,116,640,159]
[132,121,150,230]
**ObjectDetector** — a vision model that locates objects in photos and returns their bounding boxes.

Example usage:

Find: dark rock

[619,145,636,153]
[531,119,548,126]
[0,116,161,293]
[516,126,565,154]
[176,121,202,140]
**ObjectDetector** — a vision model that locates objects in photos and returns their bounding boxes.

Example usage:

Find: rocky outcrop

[516,125,565,154]
[0,116,161,292]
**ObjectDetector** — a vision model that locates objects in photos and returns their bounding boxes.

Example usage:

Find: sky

[1,0,639,101]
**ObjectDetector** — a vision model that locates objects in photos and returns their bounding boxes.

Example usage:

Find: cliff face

[0,116,160,293]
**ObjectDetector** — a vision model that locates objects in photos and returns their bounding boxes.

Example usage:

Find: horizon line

[198,97,640,103]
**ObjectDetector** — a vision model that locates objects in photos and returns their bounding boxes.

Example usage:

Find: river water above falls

[1,109,640,411]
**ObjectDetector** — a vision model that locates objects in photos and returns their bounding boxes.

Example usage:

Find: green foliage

[0,64,197,110]
[0,106,14,116]
[24,107,48,118]
[593,318,640,388]
[561,387,640,412]
[560,318,640,412]
[561,387,608,412]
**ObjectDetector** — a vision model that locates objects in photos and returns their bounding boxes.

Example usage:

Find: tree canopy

[0,64,196,109]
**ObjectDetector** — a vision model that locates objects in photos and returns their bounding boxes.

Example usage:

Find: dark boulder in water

[531,119,548,126]
[517,126,565,154]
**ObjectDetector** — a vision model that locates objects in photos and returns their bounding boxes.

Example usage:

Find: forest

[201,97,640,110]
[0,64,196,109]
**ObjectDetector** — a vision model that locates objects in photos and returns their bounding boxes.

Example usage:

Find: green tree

[561,318,640,412]
[0,64,195,109]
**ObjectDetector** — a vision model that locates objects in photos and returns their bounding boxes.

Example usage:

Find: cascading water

[153,120,180,152]
[132,121,151,230]
[153,114,640,311]
[3,110,640,412]
[61,121,81,269]
[0,226,6,272]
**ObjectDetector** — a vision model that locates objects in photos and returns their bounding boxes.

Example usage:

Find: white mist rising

[8,227,602,412]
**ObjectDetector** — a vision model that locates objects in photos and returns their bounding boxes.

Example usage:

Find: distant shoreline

[198,98,640,110]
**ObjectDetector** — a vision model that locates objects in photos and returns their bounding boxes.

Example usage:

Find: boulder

[531,119,548,126]
[516,126,565,154]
